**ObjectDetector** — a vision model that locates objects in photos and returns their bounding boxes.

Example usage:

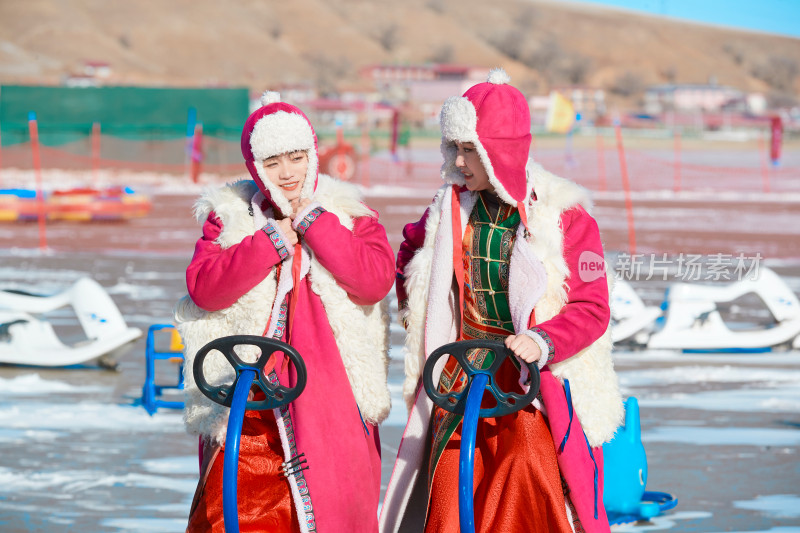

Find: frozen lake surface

[1,155,799,531]
[1,252,798,532]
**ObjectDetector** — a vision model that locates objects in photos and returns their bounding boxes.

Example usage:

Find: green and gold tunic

[429,191,520,481]
[424,191,574,533]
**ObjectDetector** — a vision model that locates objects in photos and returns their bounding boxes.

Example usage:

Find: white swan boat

[0,277,142,368]
[612,267,800,352]
[611,279,663,344]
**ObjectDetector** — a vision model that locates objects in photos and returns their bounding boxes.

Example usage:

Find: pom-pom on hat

[241,90,319,215]
[439,67,532,206]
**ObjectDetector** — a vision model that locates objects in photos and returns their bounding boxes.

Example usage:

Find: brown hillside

[1,0,798,105]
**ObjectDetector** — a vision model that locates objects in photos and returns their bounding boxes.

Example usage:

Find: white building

[645,84,746,114]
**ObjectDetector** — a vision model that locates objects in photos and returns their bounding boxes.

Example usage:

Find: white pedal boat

[0,277,142,368]
[647,266,800,352]
[611,279,663,344]
[612,267,800,352]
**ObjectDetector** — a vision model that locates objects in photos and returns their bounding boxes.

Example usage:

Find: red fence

[0,131,797,194]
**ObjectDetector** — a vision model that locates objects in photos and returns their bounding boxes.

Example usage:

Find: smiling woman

[262,151,309,209]
[454,141,493,192]
[177,90,395,532]
[383,68,622,533]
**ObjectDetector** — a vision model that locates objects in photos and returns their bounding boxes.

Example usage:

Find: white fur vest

[401,162,623,446]
[175,175,391,444]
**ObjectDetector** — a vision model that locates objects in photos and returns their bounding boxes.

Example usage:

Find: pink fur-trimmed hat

[439,68,532,206]
[240,91,319,215]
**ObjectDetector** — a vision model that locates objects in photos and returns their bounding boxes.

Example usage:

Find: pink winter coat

[383,180,619,533]
[381,171,621,533]
[382,68,621,533]
[186,195,395,532]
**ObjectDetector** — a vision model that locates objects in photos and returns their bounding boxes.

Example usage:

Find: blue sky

[570,0,800,39]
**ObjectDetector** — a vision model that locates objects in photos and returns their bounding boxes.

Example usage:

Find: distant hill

[1,0,798,108]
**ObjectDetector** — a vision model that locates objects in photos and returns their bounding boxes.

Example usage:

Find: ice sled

[603,397,677,524]
[422,340,541,533]
[0,277,142,368]
[420,342,678,531]
[647,266,800,352]
[193,335,308,533]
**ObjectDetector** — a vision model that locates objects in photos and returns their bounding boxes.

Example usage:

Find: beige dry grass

[1,0,798,106]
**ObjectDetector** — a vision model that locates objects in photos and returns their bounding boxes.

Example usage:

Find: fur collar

[176,174,390,444]
[401,162,622,446]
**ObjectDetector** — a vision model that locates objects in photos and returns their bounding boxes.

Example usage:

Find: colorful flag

[546,91,575,134]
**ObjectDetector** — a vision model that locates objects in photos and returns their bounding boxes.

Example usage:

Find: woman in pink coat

[379,69,624,533]
[175,92,394,532]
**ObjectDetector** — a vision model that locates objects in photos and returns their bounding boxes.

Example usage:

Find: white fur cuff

[292,202,326,236]
[522,329,552,370]
[292,201,323,228]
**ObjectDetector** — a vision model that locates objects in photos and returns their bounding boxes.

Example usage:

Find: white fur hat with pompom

[247,90,317,161]
[240,91,319,214]
[439,67,532,206]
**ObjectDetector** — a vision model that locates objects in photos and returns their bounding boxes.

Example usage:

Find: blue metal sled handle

[422,340,541,533]
[193,336,307,533]
[459,372,488,533]
[222,368,255,533]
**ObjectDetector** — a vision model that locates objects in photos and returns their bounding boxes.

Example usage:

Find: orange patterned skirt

[425,405,574,533]
[425,354,575,533]
[186,409,301,533]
